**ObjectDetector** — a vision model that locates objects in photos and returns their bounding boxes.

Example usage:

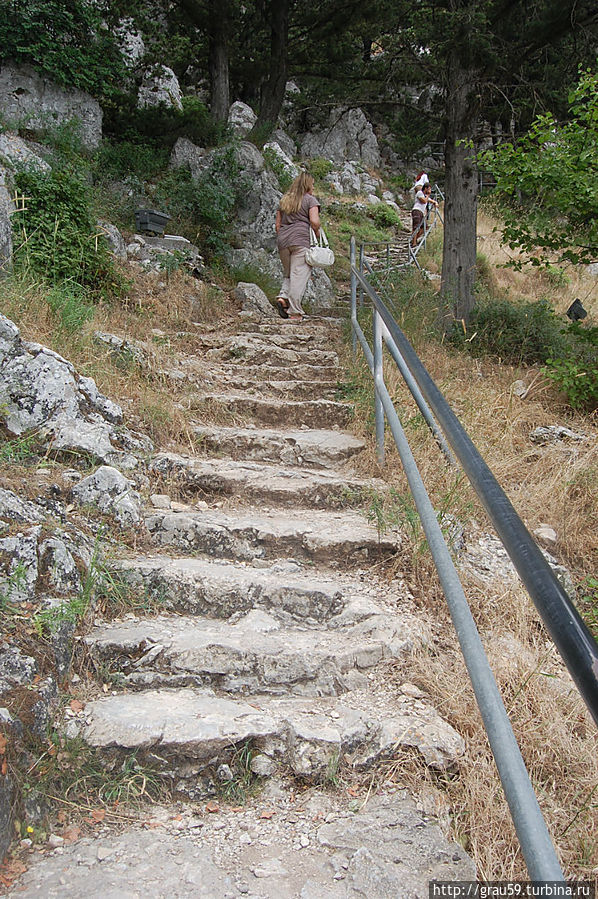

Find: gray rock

[0,527,41,603]
[170,137,208,180]
[233,282,273,318]
[72,466,141,527]
[271,128,297,159]
[115,17,145,68]
[0,174,12,275]
[138,66,183,110]
[0,133,50,173]
[98,221,127,260]
[530,425,587,444]
[0,488,44,525]
[263,141,299,183]
[226,247,335,309]
[300,107,381,168]
[0,63,102,150]
[38,536,82,595]
[227,101,257,137]
[0,643,37,695]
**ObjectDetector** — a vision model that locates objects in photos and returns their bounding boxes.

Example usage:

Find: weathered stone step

[192,424,365,467]
[216,361,339,382]
[109,554,378,621]
[145,507,400,565]
[77,685,465,784]
[218,376,338,401]
[149,453,381,509]
[204,335,338,367]
[84,607,420,696]
[189,393,353,428]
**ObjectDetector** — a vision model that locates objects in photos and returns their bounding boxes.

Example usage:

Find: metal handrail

[349,235,598,877]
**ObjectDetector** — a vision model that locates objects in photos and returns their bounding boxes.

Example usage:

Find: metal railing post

[373,307,385,465]
[359,243,365,308]
[350,237,357,358]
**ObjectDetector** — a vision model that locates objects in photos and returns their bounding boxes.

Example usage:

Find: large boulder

[138,65,183,111]
[232,142,282,250]
[0,64,102,150]
[300,107,381,169]
[0,314,151,468]
[115,18,146,68]
[0,133,50,173]
[170,137,208,180]
[227,101,257,138]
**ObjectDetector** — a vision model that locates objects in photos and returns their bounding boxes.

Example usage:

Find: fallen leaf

[57,811,67,824]
[347,787,360,797]
[259,809,276,819]
[90,809,106,823]
[0,735,7,754]
[1,760,7,776]
[62,825,81,844]
[69,699,85,713]
[205,801,220,813]
[231,806,244,813]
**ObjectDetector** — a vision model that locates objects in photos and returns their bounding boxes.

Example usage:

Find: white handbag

[305,227,335,267]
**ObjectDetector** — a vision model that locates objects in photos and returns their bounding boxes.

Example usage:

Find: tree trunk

[440,55,480,328]
[252,0,289,138]
[208,0,231,123]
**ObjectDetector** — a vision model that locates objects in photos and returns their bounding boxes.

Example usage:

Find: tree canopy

[479,68,598,267]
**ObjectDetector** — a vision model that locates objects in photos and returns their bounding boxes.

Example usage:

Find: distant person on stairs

[411,182,438,248]
[275,172,321,324]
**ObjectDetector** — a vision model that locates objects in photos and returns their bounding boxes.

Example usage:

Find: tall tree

[251,0,290,137]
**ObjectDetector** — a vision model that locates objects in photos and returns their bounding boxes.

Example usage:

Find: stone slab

[145,506,400,564]
[189,393,353,428]
[193,425,365,467]
[149,452,382,508]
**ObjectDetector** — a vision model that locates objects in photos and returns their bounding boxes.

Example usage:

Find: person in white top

[411,183,438,247]
[413,170,430,192]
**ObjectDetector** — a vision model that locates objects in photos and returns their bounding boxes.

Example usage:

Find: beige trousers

[278,246,312,316]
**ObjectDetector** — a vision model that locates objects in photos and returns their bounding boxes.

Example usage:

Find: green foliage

[0,0,126,101]
[479,68,598,266]
[154,147,246,256]
[92,141,169,184]
[449,297,569,364]
[370,204,401,229]
[105,96,224,150]
[0,432,40,466]
[307,158,334,181]
[544,323,598,411]
[12,166,120,298]
[262,146,293,192]
[227,262,279,299]
[46,282,95,332]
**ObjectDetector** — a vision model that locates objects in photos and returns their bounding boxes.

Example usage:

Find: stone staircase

[46,311,475,895]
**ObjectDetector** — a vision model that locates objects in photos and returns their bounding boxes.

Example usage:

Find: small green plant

[0,431,40,464]
[158,248,191,279]
[46,281,95,332]
[544,356,598,411]
[262,146,293,192]
[307,157,334,181]
[370,204,401,229]
[0,562,29,610]
[216,741,262,803]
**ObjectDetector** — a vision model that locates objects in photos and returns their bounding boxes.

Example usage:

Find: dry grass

[339,216,598,878]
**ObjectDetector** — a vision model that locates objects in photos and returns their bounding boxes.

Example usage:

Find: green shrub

[105,96,225,150]
[307,158,334,181]
[370,204,401,228]
[92,141,169,183]
[544,323,598,411]
[0,0,126,101]
[12,166,119,297]
[154,146,246,256]
[262,146,293,192]
[46,281,95,332]
[449,297,569,364]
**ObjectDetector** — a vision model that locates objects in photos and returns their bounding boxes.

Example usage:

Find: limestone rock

[0,63,102,150]
[138,66,183,110]
[263,140,299,183]
[227,101,257,137]
[300,107,381,168]
[226,247,335,309]
[71,466,141,527]
[233,282,273,318]
[115,18,145,68]
[0,176,12,275]
[170,137,208,180]
[98,221,127,260]
[0,134,50,173]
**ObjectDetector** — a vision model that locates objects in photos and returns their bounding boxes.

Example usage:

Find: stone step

[149,453,382,509]
[189,393,353,429]
[214,360,339,382]
[109,554,382,621]
[219,376,338,401]
[204,335,338,368]
[145,506,400,565]
[84,606,421,696]
[192,424,365,467]
[76,685,465,786]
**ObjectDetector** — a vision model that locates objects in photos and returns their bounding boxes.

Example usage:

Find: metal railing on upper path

[349,237,598,879]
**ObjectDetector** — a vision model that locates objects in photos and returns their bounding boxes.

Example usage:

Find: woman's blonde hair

[279,172,314,215]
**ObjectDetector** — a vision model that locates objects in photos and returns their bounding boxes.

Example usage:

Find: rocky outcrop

[0,64,102,150]
[0,170,12,275]
[227,101,257,137]
[137,65,183,110]
[0,315,152,467]
[300,107,381,169]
